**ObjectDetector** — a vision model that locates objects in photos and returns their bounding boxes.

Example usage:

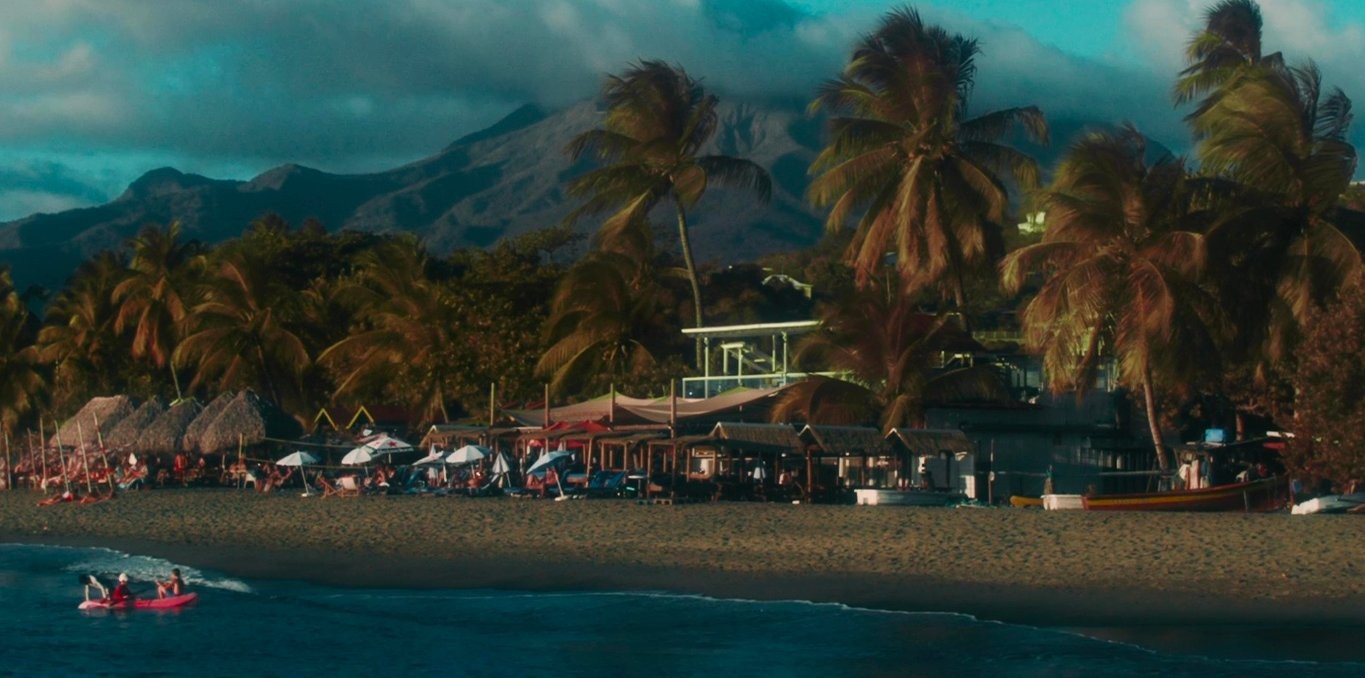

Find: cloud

[5,0,1358,223]
[0,159,111,221]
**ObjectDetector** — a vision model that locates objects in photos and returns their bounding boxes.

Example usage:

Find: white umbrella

[526,449,573,475]
[412,450,446,466]
[276,451,319,495]
[365,434,414,457]
[491,452,512,475]
[527,449,573,497]
[276,451,318,467]
[446,444,490,465]
[341,445,378,465]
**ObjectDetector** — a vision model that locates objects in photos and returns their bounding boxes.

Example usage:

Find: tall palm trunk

[676,204,705,366]
[255,343,281,407]
[1141,370,1169,474]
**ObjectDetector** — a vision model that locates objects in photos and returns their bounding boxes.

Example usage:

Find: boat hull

[1082,478,1288,512]
[854,489,963,506]
[79,592,198,611]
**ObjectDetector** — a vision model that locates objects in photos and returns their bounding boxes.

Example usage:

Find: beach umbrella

[491,452,512,475]
[276,451,318,495]
[526,449,573,475]
[412,449,446,466]
[445,444,490,465]
[364,434,414,456]
[341,445,379,466]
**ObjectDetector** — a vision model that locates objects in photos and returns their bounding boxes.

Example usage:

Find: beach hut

[797,424,889,499]
[180,392,237,453]
[48,396,136,448]
[135,400,204,455]
[196,390,302,454]
[104,397,167,450]
[886,428,977,497]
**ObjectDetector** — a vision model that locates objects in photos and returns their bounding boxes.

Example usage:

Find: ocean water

[0,543,1360,677]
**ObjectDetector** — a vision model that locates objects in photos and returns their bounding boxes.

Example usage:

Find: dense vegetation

[1,2,1360,489]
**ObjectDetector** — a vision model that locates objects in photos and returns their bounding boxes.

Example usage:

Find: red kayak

[79,592,198,611]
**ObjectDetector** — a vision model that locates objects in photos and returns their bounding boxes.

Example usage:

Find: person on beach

[110,573,132,604]
[156,568,185,598]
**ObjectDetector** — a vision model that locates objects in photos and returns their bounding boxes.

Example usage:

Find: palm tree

[771,279,1009,432]
[37,252,129,408]
[0,267,45,431]
[318,236,466,424]
[174,253,310,409]
[1192,61,1359,374]
[536,222,679,396]
[1173,0,1283,106]
[112,222,204,400]
[808,6,1047,312]
[564,60,772,358]
[1001,126,1220,472]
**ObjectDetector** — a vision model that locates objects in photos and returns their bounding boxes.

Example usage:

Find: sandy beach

[3,489,1363,629]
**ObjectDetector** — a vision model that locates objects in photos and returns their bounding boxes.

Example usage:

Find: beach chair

[317,474,342,498]
[338,475,362,497]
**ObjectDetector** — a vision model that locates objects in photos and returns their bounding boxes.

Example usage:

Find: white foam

[63,545,253,593]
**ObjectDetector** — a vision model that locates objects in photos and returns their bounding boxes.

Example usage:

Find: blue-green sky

[4,0,1365,221]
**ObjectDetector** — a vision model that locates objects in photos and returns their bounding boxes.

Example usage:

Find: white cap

[118,573,128,583]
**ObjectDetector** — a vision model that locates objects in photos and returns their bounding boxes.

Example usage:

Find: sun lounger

[337,475,362,497]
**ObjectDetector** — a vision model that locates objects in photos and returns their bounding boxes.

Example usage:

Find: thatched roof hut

[136,400,204,455]
[196,390,301,453]
[48,395,136,447]
[104,397,167,449]
[180,392,236,453]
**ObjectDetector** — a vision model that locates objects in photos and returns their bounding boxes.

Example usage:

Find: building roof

[705,422,803,453]
[799,424,889,456]
[886,428,975,457]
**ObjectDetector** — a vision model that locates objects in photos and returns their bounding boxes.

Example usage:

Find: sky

[4,0,1365,222]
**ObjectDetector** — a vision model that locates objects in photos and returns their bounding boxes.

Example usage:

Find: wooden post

[76,421,95,497]
[92,413,114,494]
[54,420,73,496]
[489,382,496,428]
[3,427,10,491]
[39,419,47,491]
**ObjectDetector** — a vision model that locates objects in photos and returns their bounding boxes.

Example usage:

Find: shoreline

[4,490,1363,640]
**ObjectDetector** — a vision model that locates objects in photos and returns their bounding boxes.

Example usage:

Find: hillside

[0,100,831,293]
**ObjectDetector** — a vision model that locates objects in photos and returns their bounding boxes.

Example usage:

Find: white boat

[854,488,963,506]
[1290,493,1365,515]
[1042,493,1084,510]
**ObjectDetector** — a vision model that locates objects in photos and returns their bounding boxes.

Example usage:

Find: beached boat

[1042,494,1084,510]
[1081,477,1288,512]
[1290,493,1365,515]
[854,488,963,506]
[79,592,198,611]
[1009,495,1043,508]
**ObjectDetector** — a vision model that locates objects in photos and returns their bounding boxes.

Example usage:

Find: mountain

[0,100,829,294]
[0,98,1110,295]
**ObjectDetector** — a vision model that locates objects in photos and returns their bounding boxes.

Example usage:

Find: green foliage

[565,60,772,338]
[1287,276,1365,489]
[37,252,131,411]
[0,267,44,430]
[807,5,1046,309]
[772,278,1009,431]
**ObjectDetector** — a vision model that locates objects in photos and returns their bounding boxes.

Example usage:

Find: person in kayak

[155,568,185,598]
[110,573,133,604]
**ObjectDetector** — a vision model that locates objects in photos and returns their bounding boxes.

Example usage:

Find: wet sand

[3,489,1363,631]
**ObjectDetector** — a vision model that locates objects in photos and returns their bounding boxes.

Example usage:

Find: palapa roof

[705,422,803,454]
[104,397,167,449]
[419,424,488,449]
[885,428,975,457]
[136,400,204,454]
[180,392,237,453]
[48,395,136,447]
[196,390,301,453]
[799,424,889,456]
